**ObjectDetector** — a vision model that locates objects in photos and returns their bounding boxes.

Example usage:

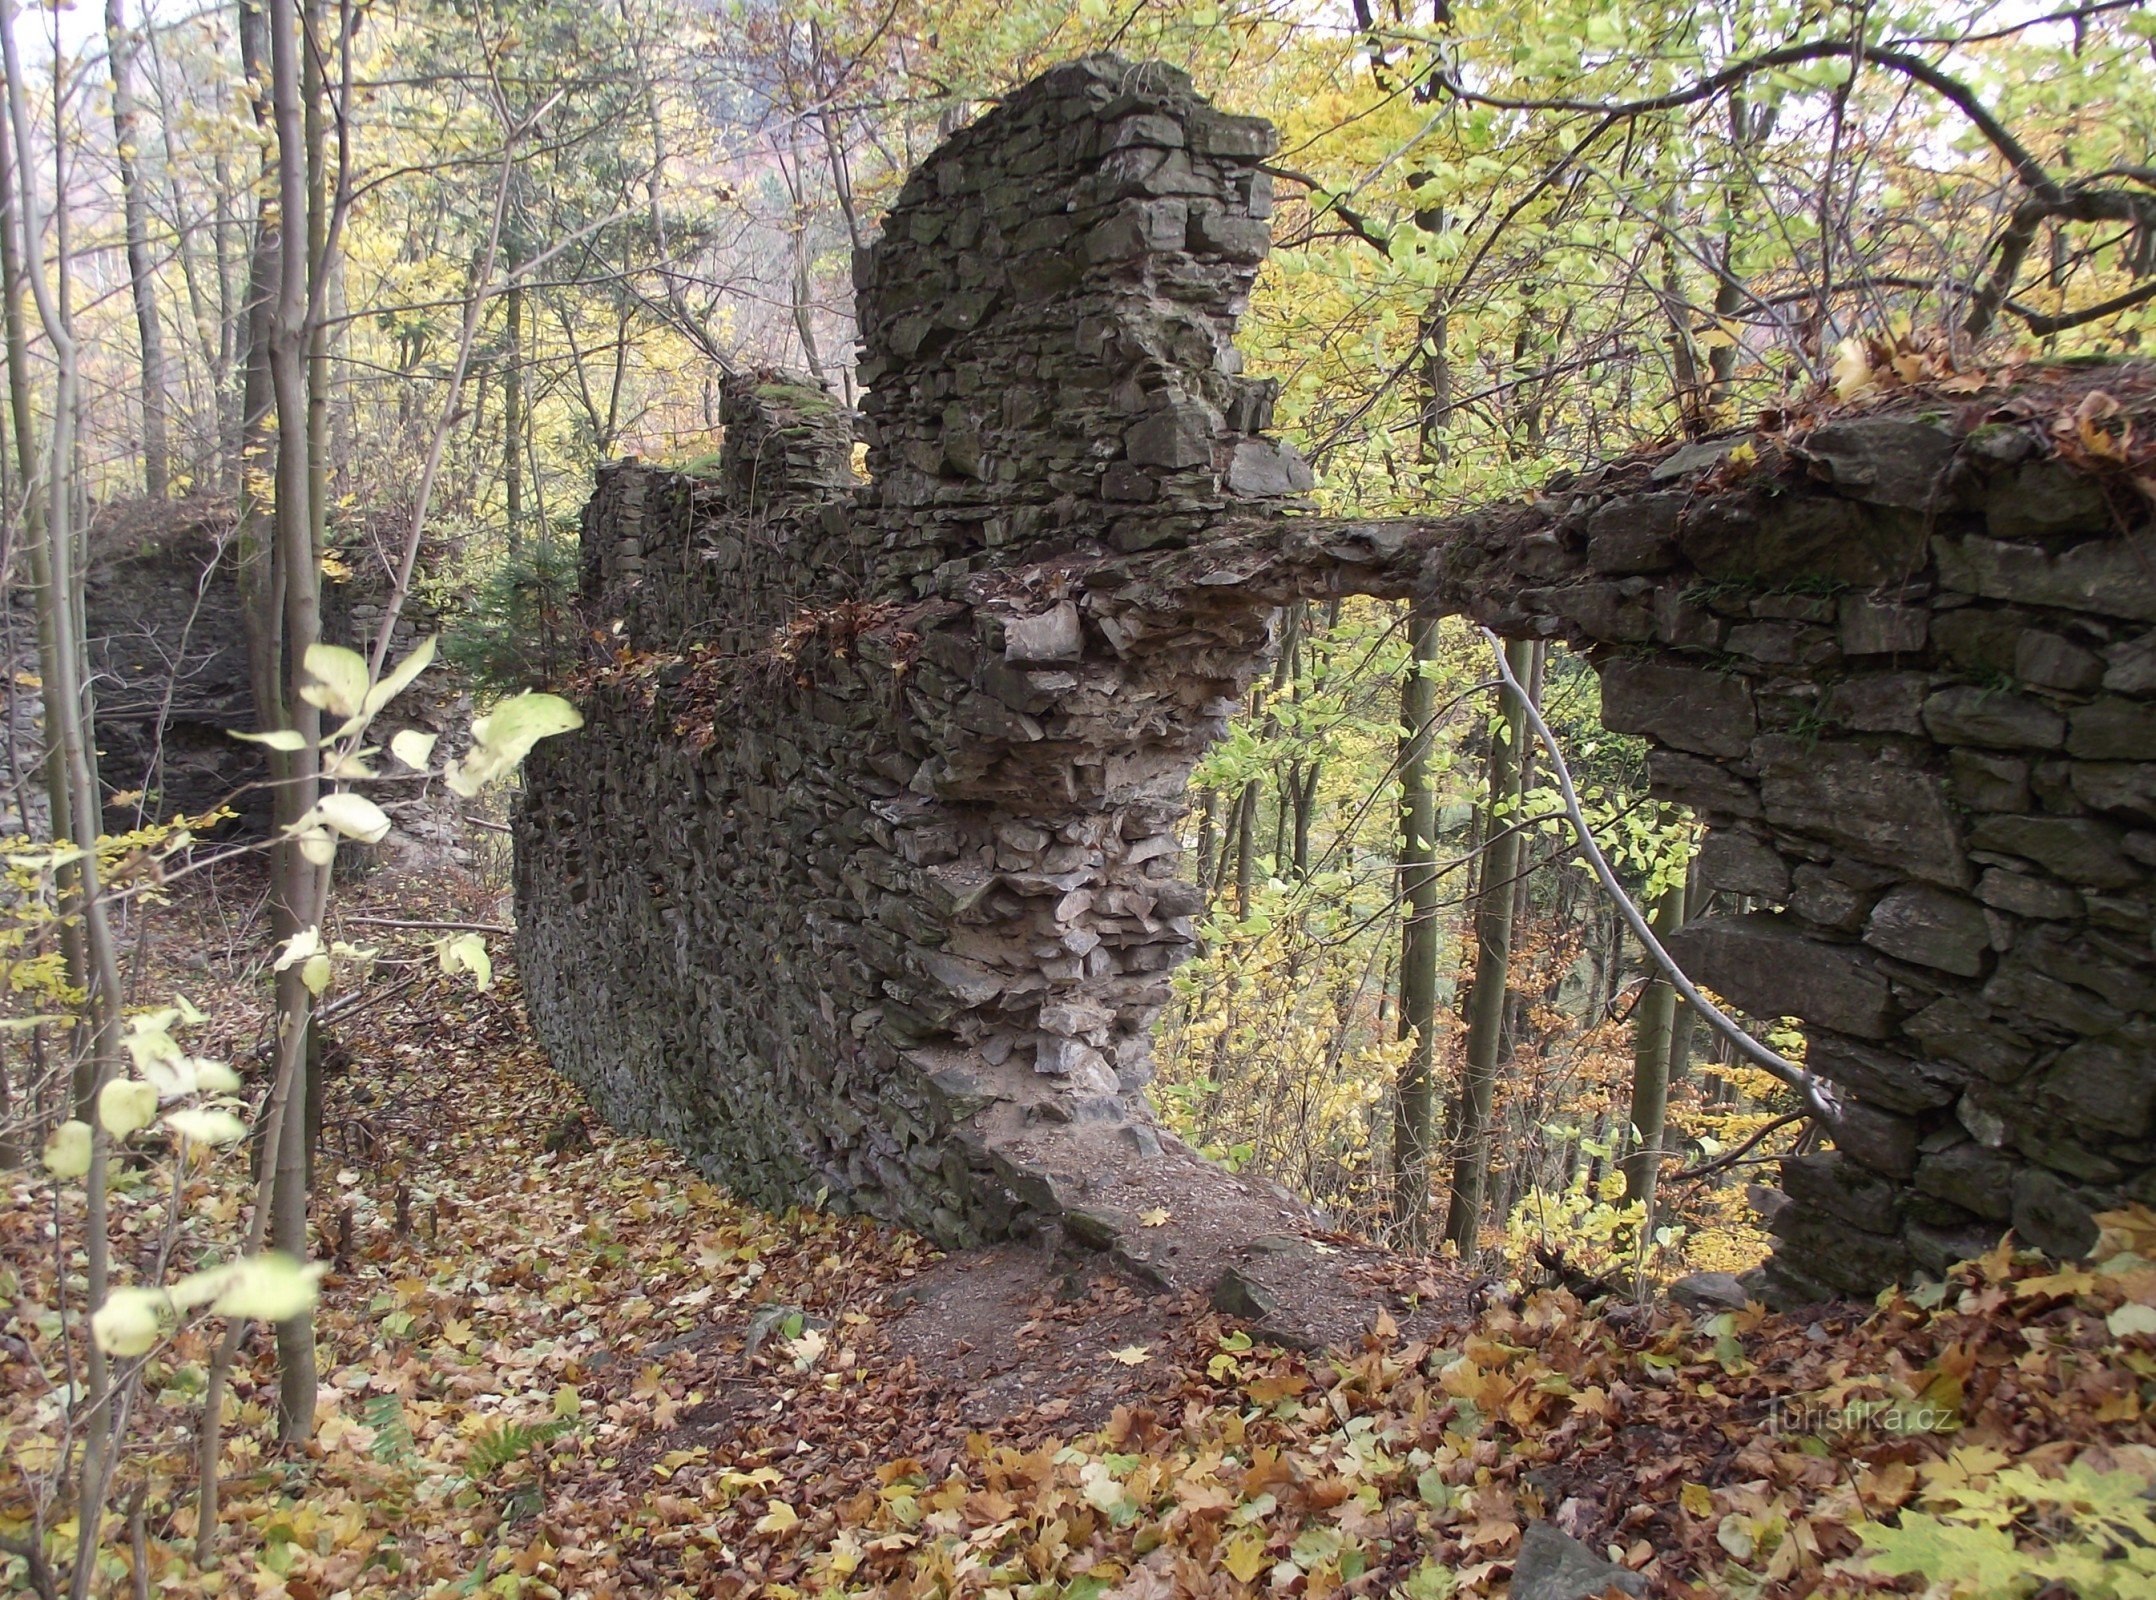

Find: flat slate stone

[1511,1524,1649,1600]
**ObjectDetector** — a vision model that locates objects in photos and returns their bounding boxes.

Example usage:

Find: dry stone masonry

[0,501,453,840]
[514,55,2156,1303]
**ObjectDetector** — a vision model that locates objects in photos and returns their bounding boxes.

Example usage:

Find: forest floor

[5,863,2156,1599]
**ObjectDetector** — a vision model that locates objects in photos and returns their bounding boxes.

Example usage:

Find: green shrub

[444,538,582,697]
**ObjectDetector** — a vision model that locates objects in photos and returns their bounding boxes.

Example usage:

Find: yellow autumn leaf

[1140,1207,1170,1227]
[2017,1266,2099,1299]
[1108,1344,1152,1366]
[1831,337,1876,401]
[1222,1530,1268,1583]
[826,1532,863,1577]
[756,1499,800,1534]
[1681,1482,1714,1518]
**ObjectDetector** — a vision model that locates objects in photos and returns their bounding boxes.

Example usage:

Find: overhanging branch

[1480,629,1838,1125]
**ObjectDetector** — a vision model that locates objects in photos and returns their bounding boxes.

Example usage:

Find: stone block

[1585,492,1683,574]
[1809,1034,1964,1113]
[1186,108,1276,157]
[1668,1272,1754,1313]
[2069,696,2156,760]
[1905,1217,2005,1278]
[1930,607,2024,675]
[1934,530,2156,621]
[1696,829,1791,900]
[2012,1120,2130,1185]
[1511,1525,1648,1600]
[1754,737,1968,886]
[1862,884,1992,977]
[2102,634,2156,695]
[1838,597,1929,656]
[2038,1036,2156,1138]
[1921,685,2066,750]
[1968,815,2139,889]
[1598,658,1756,758]
[1004,602,1084,664]
[2070,762,2156,823]
[1666,912,1896,1038]
[1823,673,1929,734]
[1949,749,2032,812]
[1984,956,2128,1037]
[1781,1151,1905,1231]
[1767,1205,1913,1294]
[2011,1166,2106,1259]
[1788,866,1874,933]
[1124,400,1217,468]
[1653,587,1724,648]
[1683,494,1928,587]
[1914,1142,2017,1221]
[1210,1264,1278,1319]
[1974,866,2080,921]
[1187,208,1271,262]
[1982,461,2114,542]
[2016,631,2104,693]
[1225,437,1313,496]
[1833,1101,1920,1178]
[1800,418,1956,508]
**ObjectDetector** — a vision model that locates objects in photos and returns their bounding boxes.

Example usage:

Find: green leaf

[202,1252,324,1322]
[98,1078,161,1138]
[1856,1514,2022,1587]
[439,932,493,990]
[92,1286,171,1356]
[390,728,438,770]
[42,1118,92,1178]
[274,927,324,972]
[316,791,393,843]
[2106,1302,2156,1339]
[300,643,371,720]
[364,634,438,715]
[163,1107,248,1146]
[446,693,583,794]
[230,727,307,751]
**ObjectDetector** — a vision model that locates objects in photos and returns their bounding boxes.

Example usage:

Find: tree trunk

[1231,780,1256,915]
[0,94,87,1082]
[502,276,522,560]
[266,0,320,1443]
[1503,641,1547,1028]
[104,0,169,498]
[304,0,328,616]
[1620,884,1685,1217]
[1193,787,1217,892]
[2,7,133,1580]
[1390,609,1442,1247]
[1442,637,1532,1261]
[1666,857,1703,1083]
[234,0,279,705]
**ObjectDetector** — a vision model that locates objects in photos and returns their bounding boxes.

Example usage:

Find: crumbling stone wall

[516,58,1301,1245]
[1,500,459,843]
[514,54,2155,1298]
[0,502,254,835]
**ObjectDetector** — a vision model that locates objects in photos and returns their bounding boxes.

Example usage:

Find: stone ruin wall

[2,502,457,842]
[513,55,2156,1301]
[516,59,1298,1248]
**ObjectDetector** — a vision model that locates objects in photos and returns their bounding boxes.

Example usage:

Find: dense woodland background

[3,1,2155,1593]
